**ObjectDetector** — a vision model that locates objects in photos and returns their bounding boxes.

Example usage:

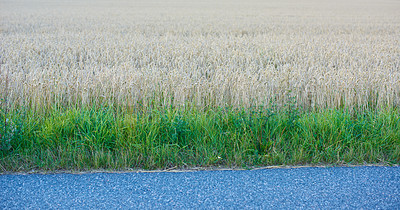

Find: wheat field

[1,0,400,111]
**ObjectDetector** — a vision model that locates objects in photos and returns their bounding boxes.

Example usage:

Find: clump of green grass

[1,105,399,172]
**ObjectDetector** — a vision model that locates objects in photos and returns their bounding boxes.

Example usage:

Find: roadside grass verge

[1,105,399,172]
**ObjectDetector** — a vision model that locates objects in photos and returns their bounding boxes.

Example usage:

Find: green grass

[1,105,399,172]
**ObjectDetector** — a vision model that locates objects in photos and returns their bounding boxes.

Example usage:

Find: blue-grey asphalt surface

[1,166,399,209]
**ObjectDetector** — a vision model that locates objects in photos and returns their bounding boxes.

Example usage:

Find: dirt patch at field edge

[1,163,397,175]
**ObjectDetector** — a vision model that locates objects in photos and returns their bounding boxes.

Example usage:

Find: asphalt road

[1,166,399,209]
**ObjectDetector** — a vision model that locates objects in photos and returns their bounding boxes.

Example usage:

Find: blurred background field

[1,0,399,111]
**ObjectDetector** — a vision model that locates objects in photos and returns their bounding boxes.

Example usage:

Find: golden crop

[1,0,399,111]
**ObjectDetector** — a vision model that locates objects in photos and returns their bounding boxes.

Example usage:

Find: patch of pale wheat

[1,0,400,112]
